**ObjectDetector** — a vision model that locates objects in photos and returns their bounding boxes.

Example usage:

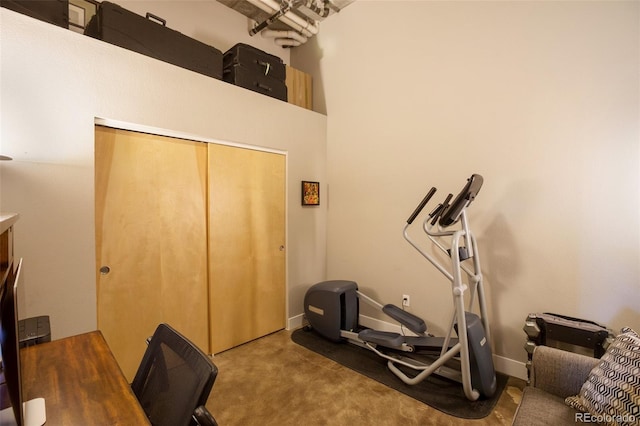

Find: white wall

[294,0,639,378]
[0,9,327,341]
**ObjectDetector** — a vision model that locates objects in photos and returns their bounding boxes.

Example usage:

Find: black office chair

[132,323,218,426]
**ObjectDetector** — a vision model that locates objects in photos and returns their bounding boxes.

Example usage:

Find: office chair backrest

[131,323,218,426]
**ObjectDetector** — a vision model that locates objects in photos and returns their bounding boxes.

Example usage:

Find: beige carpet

[206,330,525,425]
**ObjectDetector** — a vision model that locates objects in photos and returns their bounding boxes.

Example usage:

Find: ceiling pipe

[297,0,330,20]
[249,1,294,36]
[245,0,312,37]
[261,31,305,47]
[246,0,318,38]
[275,38,302,47]
[261,29,307,45]
[259,0,319,35]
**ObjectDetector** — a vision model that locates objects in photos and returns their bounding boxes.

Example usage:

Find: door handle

[99,266,111,275]
[279,245,285,251]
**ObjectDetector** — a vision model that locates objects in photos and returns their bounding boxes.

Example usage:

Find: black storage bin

[18,315,51,348]
[223,64,287,102]
[1,0,69,28]
[524,312,614,357]
[223,43,286,82]
[85,1,223,80]
[523,312,614,381]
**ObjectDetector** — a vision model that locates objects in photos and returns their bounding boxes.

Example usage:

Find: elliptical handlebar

[430,193,453,226]
[406,187,437,224]
[406,174,484,228]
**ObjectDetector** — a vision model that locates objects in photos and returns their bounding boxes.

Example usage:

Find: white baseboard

[494,354,528,380]
[287,313,305,331]
[289,313,529,380]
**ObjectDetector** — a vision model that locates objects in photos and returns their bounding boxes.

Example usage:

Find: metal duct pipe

[261,29,307,44]
[274,38,302,47]
[245,0,315,38]
[297,0,330,20]
[249,0,295,36]
[308,0,330,18]
[258,0,319,35]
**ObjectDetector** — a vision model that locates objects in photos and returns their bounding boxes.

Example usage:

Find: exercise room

[1,1,638,425]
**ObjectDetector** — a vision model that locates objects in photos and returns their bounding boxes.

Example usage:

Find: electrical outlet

[402,294,410,307]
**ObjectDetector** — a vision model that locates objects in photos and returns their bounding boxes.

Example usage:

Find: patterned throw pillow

[565,327,640,426]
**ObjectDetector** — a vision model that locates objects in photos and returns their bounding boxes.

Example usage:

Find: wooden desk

[21,331,150,425]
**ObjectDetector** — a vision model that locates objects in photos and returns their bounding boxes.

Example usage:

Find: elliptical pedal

[382,304,427,335]
[358,329,406,348]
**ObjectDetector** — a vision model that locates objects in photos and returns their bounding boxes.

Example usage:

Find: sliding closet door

[208,144,286,353]
[95,126,209,380]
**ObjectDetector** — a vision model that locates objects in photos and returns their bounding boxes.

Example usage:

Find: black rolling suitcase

[223,43,286,82]
[85,1,223,80]
[223,64,288,102]
[1,0,69,28]
[223,43,287,101]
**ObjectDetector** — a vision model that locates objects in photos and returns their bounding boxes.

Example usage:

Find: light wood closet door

[208,144,286,353]
[95,126,209,380]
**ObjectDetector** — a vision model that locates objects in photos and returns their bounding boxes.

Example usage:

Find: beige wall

[294,0,639,377]
[0,9,326,340]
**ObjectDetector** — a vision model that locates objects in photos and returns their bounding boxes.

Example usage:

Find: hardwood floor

[206,330,525,425]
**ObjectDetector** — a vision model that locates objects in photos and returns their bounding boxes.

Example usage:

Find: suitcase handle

[256,83,272,92]
[146,12,167,26]
[257,60,271,76]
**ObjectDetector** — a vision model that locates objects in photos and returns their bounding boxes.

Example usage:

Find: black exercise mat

[291,328,508,419]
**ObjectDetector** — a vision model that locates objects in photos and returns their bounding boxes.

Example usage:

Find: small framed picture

[301,181,320,206]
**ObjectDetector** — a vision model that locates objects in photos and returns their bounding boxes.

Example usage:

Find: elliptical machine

[303,174,497,401]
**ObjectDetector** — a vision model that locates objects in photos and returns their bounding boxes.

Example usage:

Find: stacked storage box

[223,43,287,102]
[85,1,223,80]
[285,65,313,110]
[1,0,69,28]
